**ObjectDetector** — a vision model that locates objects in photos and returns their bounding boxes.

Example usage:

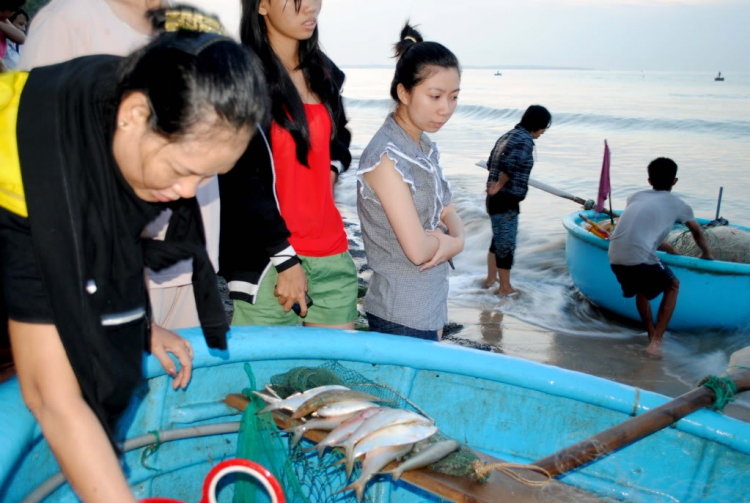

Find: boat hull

[2,327,750,502]
[564,210,750,331]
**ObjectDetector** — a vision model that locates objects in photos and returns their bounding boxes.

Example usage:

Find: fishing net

[234,362,485,503]
[666,224,750,263]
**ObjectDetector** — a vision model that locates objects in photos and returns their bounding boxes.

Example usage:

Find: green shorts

[232,252,358,326]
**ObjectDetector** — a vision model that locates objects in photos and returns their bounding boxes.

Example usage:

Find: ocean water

[334,68,750,416]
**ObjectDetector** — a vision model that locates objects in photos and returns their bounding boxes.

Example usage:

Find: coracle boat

[564,210,750,331]
[2,326,750,502]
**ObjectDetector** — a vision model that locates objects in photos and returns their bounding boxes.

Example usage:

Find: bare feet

[496,287,518,297]
[646,339,663,357]
[482,276,499,289]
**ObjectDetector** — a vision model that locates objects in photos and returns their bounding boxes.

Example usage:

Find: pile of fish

[253,384,460,502]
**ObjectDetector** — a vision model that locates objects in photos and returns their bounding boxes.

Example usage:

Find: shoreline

[444,304,750,423]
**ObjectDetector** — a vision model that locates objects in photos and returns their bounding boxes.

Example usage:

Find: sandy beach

[443,304,750,423]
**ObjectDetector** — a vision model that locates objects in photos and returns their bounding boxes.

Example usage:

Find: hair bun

[394,22,424,58]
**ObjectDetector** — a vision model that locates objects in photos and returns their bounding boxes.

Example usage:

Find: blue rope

[700,376,738,411]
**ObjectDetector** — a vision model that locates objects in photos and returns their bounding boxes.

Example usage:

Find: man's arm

[658,242,679,255]
[685,220,714,259]
[487,172,509,196]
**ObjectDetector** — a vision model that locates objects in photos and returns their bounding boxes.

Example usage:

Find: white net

[666,225,750,263]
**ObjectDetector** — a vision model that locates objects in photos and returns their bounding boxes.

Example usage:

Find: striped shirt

[356,114,452,331]
[486,124,535,201]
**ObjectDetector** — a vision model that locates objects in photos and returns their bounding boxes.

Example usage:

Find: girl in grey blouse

[356,23,465,339]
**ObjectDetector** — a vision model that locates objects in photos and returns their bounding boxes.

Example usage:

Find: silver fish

[314,400,379,418]
[340,444,412,503]
[383,440,460,481]
[281,413,357,447]
[292,389,389,419]
[254,385,349,414]
[310,407,382,457]
[264,384,281,399]
[338,408,433,477]
[346,421,438,478]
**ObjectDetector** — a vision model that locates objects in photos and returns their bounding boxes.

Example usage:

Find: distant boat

[494,71,502,76]
[715,72,725,82]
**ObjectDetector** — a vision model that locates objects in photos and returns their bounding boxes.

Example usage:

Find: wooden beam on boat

[224,394,606,503]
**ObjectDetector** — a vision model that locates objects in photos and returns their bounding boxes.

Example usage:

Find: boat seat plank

[225,394,606,503]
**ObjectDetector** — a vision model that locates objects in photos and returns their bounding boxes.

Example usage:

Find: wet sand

[444,305,750,423]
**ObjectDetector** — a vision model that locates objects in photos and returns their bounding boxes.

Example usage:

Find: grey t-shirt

[356,114,452,331]
[608,189,694,266]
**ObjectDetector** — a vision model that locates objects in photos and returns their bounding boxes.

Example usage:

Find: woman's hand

[419,204,465,271]
[151,324,193,390]
[419,229,462,271]
[275,263,309,316]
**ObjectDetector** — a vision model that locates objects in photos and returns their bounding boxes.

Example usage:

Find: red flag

[596,140,611,213]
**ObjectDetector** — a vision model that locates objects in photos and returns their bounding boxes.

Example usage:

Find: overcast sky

[188,0,749,72]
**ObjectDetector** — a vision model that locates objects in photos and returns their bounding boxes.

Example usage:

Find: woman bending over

[0,8,267,502]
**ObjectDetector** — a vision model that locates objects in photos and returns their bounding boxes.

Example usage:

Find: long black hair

[0,0,25,12]
[117,5,269,140]
[9,8,27,24]
[390,23,460,103]
[240,0,340,167]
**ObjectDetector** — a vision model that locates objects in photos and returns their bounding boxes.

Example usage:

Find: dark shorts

[610,262,677,301]
[366,312,439,341]
[0,207,54,323]
[489,210,519,270]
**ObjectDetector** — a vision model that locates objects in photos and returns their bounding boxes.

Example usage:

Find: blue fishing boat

[2,327,749,502]
[564,210,750,331]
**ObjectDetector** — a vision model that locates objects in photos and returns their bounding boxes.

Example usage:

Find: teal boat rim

[563,210,750,275]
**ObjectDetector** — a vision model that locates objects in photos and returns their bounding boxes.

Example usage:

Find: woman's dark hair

[390,23,460,103]
[519,105,552,133]
[9,8,27,23]
[240,0,339,167]
[0,0,25,12]
[648,157,678,191]
[117,5,268,140]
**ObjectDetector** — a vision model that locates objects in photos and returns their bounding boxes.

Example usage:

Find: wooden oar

[475,161,617,218]
[533,346,750,477]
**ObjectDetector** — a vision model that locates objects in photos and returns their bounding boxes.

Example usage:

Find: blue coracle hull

[2,327,749,502]
[564,210,750,331]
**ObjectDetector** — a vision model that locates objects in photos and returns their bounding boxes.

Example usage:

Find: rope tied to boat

[699,375,737,411]
[140,430,163,471]
[470,460,552,487]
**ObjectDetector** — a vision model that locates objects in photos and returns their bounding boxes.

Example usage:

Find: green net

[234,362,484,503]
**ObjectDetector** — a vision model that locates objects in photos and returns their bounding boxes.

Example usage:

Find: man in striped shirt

[485,105,552,295]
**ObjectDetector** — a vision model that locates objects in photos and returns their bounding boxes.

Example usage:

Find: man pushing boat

[608,158,713,356]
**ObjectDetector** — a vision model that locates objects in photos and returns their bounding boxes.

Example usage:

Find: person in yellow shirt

[0,7,267,502]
